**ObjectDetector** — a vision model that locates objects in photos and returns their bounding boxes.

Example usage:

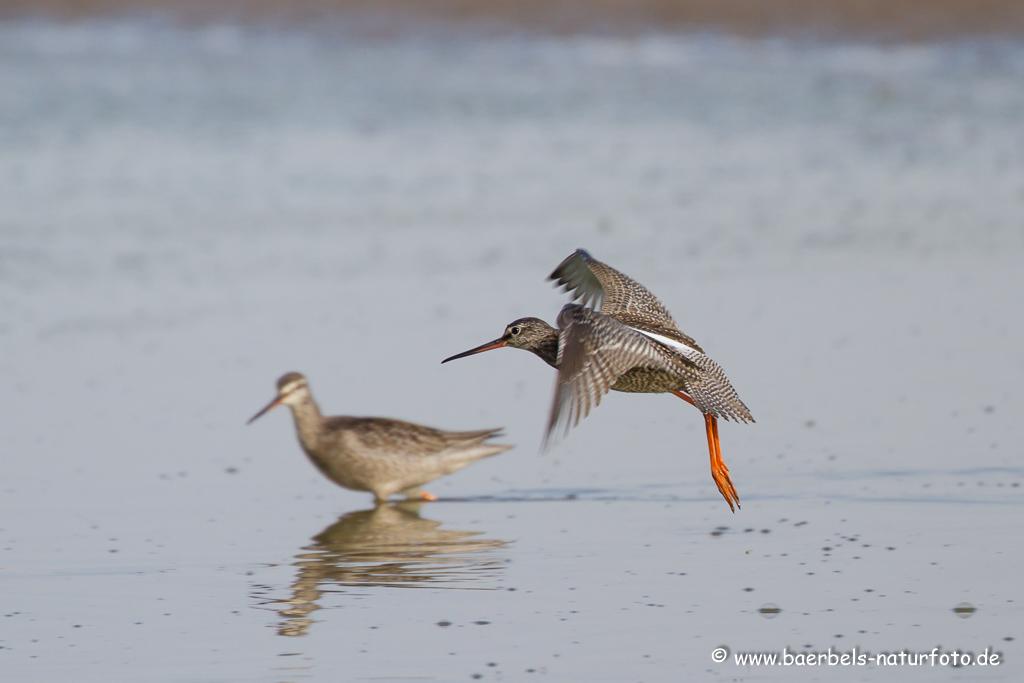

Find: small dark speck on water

[225,467,238,474]
[759,604,781,617]
[473,621,490,625]
[743,587,755,592]
[437,621,452,627]
[953,603,976,617]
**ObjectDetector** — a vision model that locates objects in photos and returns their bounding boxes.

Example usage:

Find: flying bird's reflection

[269,502,508,636]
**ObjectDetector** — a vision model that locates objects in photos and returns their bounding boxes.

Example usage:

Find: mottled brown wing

[543,304,695,446]
[325,417,507,456]
[548,248,606,309]
[634,333,754,424]
[686,361,754,424]
[549,249,679,327]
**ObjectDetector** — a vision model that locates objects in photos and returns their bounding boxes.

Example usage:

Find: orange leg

[672,390,697,408]
[419,490,438,502]
[706,414,740,512]
[673,391,740,512]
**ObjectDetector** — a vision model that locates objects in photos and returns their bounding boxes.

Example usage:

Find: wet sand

[4,0,1024,38]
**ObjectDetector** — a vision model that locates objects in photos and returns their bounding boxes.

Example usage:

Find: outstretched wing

[543,304,698,446]
[548,248,674,321]
[548,249,702,350]
[548,248,607,309]
[629,328,754,424]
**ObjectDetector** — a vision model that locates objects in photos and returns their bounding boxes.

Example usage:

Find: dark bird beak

[247,396,284,424]
[441,337,508,363]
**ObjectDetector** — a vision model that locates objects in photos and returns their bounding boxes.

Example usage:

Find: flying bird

[442,249,752,511]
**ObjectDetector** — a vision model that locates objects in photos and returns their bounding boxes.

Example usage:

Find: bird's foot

[705,413,740,512]
[711,463,740,513]
[418,490,438,502]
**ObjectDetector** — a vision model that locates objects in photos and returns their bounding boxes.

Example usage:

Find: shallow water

[1,17,1022,682]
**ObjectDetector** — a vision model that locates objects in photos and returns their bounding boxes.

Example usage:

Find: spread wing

[543,304,698,446]
[630,328,754,424]
[548,248,607,309]
[548,249,702,350]
[686,361,754,424]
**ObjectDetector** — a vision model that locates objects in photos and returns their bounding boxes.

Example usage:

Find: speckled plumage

[443,249,753,511]
[248,372,512,503]
[548,250,751,425]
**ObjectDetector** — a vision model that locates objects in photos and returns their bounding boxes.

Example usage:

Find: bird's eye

[510,326,521,335]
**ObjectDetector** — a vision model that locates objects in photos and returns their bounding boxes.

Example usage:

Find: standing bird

[442,249,752,511]
[247,372,512,504]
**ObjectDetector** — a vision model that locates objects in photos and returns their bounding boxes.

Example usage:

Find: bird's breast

[610,367,687,394]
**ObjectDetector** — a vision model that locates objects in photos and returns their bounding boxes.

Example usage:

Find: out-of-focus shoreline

[3,0,1024,40]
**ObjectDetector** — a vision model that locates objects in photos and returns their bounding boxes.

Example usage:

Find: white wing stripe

[628,327,702,356]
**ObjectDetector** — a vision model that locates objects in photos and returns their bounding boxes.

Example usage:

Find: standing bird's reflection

[269,503,508,636]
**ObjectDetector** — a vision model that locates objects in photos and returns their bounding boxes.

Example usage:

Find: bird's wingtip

[547,248,592,281]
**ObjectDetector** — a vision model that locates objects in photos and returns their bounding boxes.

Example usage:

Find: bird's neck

[287,394,324,451]
[533,331,560,368]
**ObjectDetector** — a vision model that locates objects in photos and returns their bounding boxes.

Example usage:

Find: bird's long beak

[247,396,284,424]
[441,337,507,363]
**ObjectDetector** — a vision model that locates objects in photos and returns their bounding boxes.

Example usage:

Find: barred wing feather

[549,249,678,327]
[630,328,754,424]
[543,305,697,445]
